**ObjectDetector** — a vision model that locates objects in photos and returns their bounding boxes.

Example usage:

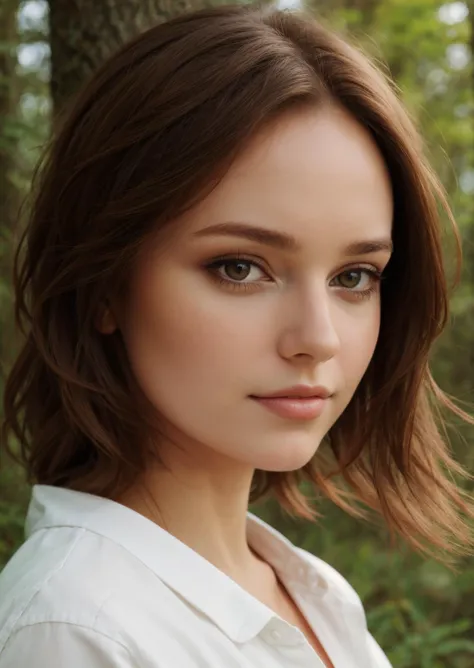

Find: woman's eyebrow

[343,239,393,256]
[193,222,300,251]
[194,221,393,255]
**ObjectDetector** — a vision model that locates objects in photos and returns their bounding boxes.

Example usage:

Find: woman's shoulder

[296,546,393,667]
[296,545,364,608]
[0,524,163,657]
[247,512,364,609]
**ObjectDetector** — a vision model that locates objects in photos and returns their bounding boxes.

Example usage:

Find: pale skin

[98,104,393,666]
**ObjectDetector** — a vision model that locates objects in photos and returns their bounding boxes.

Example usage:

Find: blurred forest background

[1,0,474,665]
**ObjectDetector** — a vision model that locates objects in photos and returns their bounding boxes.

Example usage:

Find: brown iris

[224,261,252,281]
[337,270,362,289]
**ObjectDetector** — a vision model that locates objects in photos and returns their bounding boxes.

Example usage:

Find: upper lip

[252,385,332,399]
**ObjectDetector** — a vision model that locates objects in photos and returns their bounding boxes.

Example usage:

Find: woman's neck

[116,458,261,583]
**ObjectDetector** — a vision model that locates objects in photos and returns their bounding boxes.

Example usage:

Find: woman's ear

[95,300,119,334]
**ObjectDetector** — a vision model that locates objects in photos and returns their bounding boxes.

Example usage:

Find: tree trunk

[48,0,231,116]
[0,0,20,378]
[0,0,19,240]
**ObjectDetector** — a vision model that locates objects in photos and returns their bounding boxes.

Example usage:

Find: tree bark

[48,0,232,116]
[0,0,19,237]
[0,0,20,378]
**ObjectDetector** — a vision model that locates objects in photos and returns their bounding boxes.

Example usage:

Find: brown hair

[2,4,473,560]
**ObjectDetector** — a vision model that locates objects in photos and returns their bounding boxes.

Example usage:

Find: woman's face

[102,106,393,473]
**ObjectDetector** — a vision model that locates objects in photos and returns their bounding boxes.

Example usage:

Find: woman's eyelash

[336,268,383,301]
[204,255,270,291]
[203,255,385,300]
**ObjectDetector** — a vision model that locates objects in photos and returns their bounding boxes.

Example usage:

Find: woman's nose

[276,287,341,364]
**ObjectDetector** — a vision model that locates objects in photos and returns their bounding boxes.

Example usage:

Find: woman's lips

[250,395,328,420]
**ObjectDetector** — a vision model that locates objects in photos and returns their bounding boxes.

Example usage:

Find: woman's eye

[332,268,380,291]
[210,259,268,283]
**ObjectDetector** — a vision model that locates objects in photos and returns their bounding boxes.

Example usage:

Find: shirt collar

[26,484,328,644]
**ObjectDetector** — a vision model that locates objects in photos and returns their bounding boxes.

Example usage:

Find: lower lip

[250,396,328,420]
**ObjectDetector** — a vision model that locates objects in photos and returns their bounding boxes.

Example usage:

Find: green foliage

[0,460,29,570]
[0,0,50,563]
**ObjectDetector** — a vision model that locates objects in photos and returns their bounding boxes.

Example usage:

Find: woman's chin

[250,437,322,473]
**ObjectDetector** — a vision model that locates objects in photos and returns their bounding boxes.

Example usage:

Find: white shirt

[0,485,391,668]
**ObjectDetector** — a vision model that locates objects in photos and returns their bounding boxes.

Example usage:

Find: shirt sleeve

[0,623,134,668]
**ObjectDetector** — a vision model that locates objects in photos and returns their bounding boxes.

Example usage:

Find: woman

[0,4,472,667]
